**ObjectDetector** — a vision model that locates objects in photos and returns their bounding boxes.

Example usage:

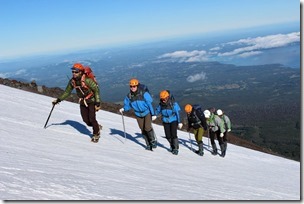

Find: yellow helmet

[184,104,193,113]
[160,90,169,99]
[129,78,139,86]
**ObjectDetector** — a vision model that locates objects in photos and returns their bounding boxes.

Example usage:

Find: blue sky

[0,0,300,60]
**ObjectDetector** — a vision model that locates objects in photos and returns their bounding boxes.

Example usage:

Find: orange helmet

[184,104,193,113]
[129,78,139,86]
[160,90,169,99]
[72,63,84,71]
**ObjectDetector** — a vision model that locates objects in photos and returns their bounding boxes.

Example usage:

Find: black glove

[52,98,61,105]
[95,102,101,111]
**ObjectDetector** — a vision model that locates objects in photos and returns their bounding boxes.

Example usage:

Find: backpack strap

[71,75,94,104]
[128,89,145,102]
[192,110,202,126]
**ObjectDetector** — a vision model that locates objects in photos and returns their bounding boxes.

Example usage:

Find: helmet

[203,110,211,118]
[129,78,139,86]
[216,109,223,116]
[160,90,169,99]
[184,104,192,113]
[71,63,84,71]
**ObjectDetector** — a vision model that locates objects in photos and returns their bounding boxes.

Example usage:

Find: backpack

[192,104,202,111]
[189,104,204,127]
[128,83,149,101]
[83,66,98,85]
[71,66,98,100]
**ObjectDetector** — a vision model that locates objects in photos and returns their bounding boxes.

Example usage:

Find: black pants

[209,130,223,146]
[222,131,228,143]
[163,121,178,143]
[80,103,99,135]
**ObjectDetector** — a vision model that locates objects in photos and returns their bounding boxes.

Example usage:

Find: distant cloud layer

[0,69,27,78]
[218,32,300,57]
[158,32,300,62]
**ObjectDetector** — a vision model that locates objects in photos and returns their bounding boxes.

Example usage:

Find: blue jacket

[155,101,181,123]
[123,91,155,118]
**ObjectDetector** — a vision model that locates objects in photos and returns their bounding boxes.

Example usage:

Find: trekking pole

[207,129,210,148]
[121,112,127,143]
[44,104,55,129]
[188,132,193,151]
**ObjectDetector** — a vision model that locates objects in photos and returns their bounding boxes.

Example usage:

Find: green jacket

[221,115,231,131]
[207,113,225,133]
[59,76,101,105]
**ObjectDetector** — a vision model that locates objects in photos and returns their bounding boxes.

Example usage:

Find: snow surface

[0,84,300,200]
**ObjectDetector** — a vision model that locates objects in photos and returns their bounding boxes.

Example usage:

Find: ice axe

[44,104,55,129]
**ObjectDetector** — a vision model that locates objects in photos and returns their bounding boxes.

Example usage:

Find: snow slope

[0,84,300,200]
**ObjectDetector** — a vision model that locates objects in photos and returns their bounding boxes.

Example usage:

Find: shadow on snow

[50,120,92,137]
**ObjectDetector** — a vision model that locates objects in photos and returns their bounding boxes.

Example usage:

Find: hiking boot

[197,142,204,156]
[172,149,179,155]
[220,143,226,157]
[172,138,179,151]
[147,129,157,148]
[97,125,102,135]
[195,149,204,156]
[91,134,100,143]
[145,145,152,151]
[151,141,157,149]
[212,144,217,155]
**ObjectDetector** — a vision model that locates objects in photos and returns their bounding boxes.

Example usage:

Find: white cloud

[238,51,263,58]
[210,46,221,51]
[218,32,300,57]
[186,71,207,83]
[158,50,209,62]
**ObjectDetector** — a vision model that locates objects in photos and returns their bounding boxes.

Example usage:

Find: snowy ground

[0,85,300,200]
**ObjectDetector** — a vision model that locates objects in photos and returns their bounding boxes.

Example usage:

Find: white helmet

[203,110,211,118]
[217,109,223,116]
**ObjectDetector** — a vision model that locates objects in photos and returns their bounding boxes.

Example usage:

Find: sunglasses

[130,85,137,88]
[72,71,80,74]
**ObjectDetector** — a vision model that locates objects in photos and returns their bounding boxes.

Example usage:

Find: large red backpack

[83,66,98,85]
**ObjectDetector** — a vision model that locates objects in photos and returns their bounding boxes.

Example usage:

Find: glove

[95,102,101,112]
[52,98,61,105]
[152,115,157,121]
[227,129,231,132]
[119,108,124,114]
[220,132,224,137]
[178,123,183,129]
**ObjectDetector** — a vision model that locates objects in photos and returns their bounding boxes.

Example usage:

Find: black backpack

[128,83,149,102]
[190,104,207,130]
